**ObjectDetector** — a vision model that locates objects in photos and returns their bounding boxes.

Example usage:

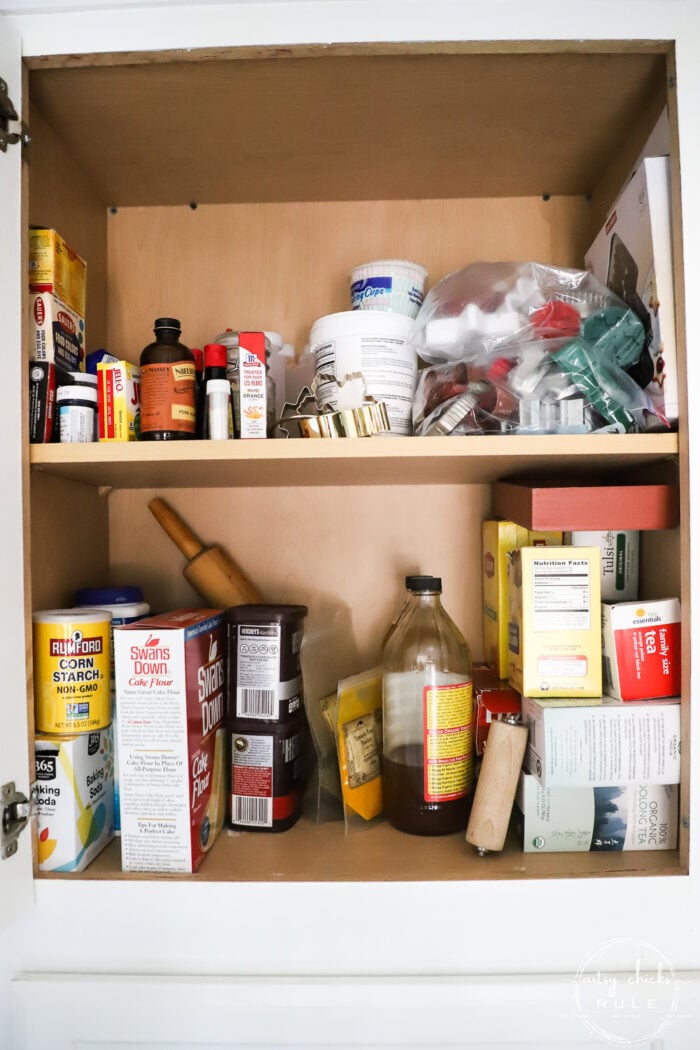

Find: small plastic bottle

[198,343,228,439]
[381,575,474,835]
[139,317,196,440]
[56,385,97,443]
[206,378,233,439]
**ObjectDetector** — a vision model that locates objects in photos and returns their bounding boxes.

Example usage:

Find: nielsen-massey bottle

[381,575,474,835]
[139,317,196,440]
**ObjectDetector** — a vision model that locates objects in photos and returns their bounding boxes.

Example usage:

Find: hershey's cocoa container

[226,604,308,723]
[226,604,309,832]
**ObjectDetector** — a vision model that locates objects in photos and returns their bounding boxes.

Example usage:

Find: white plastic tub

[350,259,428,319]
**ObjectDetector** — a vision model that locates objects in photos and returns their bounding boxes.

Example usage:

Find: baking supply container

[33,608,112,734]
[310,310,416,435]
[350,259,428,319]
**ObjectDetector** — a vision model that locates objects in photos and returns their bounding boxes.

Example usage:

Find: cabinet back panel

[106,196,589,361]
[107,484,490,693]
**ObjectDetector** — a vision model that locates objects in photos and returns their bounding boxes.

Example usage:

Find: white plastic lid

[56,386,98,404]
[310,310,413,345]
[350,259,428,281]
[66,371,98,385]
[264,331,284,351]
[33,607,112,624]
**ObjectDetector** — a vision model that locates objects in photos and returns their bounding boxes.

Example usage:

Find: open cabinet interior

[24,42,689,883]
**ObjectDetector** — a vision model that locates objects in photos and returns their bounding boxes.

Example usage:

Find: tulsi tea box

[516,772,678,853]
[482,521,562,679]
[601,598,681,701]
[522,695,681,788]
[507,546,602,698]
[114,609,226,873]
[566,530,639,602]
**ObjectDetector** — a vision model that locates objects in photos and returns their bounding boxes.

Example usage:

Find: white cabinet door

[10,973,700,1049]
[0,11,34,930]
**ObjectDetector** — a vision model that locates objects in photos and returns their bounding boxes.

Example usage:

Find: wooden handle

[466,720,528,854]
[184,546,264,608]
[148,497,204,562]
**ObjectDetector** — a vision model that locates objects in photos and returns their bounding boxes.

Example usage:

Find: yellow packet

[336,668,383,822]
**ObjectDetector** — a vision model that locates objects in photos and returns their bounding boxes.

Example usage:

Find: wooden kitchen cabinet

[22,40,687,887]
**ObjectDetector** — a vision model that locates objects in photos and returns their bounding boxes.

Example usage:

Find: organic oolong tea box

[113,609,226,873]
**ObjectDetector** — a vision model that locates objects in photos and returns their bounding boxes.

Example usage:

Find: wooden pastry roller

[466,717,528,855]
[148,496,263,609]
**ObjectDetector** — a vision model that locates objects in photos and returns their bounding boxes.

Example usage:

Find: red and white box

[114,609,226,873]
[602,598,681,701]
[97,360,140,441]
[473,665,522,756]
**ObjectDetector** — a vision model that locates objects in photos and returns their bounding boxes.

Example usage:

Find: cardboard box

[238,331,268,439]
[516,772,678,852]
[35,727,115,872]
[522,695,681,787]
[114,609,227,873]
[98,361,141,441]
[507,546,602,697]
[494,479,678,532]
[28,361,67,443]
[482,520,562,678]
[585,156,677,431]
[602,598,681,701]
[566,530,639,602]
[29,228,87,373]
[472,664,521,756]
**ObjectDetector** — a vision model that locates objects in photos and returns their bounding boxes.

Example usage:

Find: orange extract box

[601,598,681,701]
[493,479,678,532]
[114,609,226,873]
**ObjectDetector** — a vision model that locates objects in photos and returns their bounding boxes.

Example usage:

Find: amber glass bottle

[382,575,474,835]
[139,317,196,440]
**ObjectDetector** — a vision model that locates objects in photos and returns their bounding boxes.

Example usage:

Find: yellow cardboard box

[482,520,562,679]
[507,546,602,697]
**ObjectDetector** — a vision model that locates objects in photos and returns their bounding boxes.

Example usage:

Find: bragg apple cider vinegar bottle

[382,575,474,835]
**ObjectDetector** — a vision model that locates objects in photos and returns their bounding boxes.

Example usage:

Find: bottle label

[423,681,473,802]
[140,361,196,435]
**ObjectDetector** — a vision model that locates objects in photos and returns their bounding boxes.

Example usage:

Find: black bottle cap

[405,575,441,591]
[154,317,181,331]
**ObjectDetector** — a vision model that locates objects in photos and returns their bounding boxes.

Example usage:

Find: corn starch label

[33,609,112,733]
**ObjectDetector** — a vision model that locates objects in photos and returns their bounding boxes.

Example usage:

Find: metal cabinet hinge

[1,781,37,860]
[0,77,30,154]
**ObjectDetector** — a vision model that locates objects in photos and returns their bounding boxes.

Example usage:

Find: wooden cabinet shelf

[30,432,679,489]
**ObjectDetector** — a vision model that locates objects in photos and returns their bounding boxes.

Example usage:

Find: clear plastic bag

[410,262,665,436]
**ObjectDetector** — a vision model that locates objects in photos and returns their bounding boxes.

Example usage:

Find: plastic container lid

[75,586,144,605]
[33,607,112,624]
[351,258,428,281]
[155,317,181,331]
[204,344,228,369]
[56,386,97,404]
[66,371,98,385]
[310,310,413,342]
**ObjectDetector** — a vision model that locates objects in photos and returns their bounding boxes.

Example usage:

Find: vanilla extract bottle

[381,575,474,835]
[139,317,196,440]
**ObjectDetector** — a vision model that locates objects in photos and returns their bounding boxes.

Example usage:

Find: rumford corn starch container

[33,608,112,733]
[226,604,310,832]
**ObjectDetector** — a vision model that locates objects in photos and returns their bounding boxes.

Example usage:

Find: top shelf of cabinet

[29,433,678,489]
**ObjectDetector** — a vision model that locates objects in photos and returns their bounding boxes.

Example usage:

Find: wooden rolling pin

[148,497,263,609]
[465,718,528,855]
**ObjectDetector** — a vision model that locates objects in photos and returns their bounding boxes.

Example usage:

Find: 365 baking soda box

[114,609,226,873]
[602,598,681,701]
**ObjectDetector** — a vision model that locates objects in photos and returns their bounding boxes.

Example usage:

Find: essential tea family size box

[35,727,115,873]
[602,598,681,701]
[29,228,87,373]
[585,156,677,431]
[516,772,678,853]
[114,609,226,873]
[482,520,562,678]
[566,530,639,602]
[522,695,681,787]
[507,546,602,697]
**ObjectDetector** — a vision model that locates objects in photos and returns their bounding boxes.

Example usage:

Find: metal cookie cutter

[272,373,391,439]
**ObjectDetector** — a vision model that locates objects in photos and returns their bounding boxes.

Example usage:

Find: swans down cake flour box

[114,609,226,873]
[34,727,115,873]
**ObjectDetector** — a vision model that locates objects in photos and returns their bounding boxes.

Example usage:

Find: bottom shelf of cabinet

[36,816,685,883]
